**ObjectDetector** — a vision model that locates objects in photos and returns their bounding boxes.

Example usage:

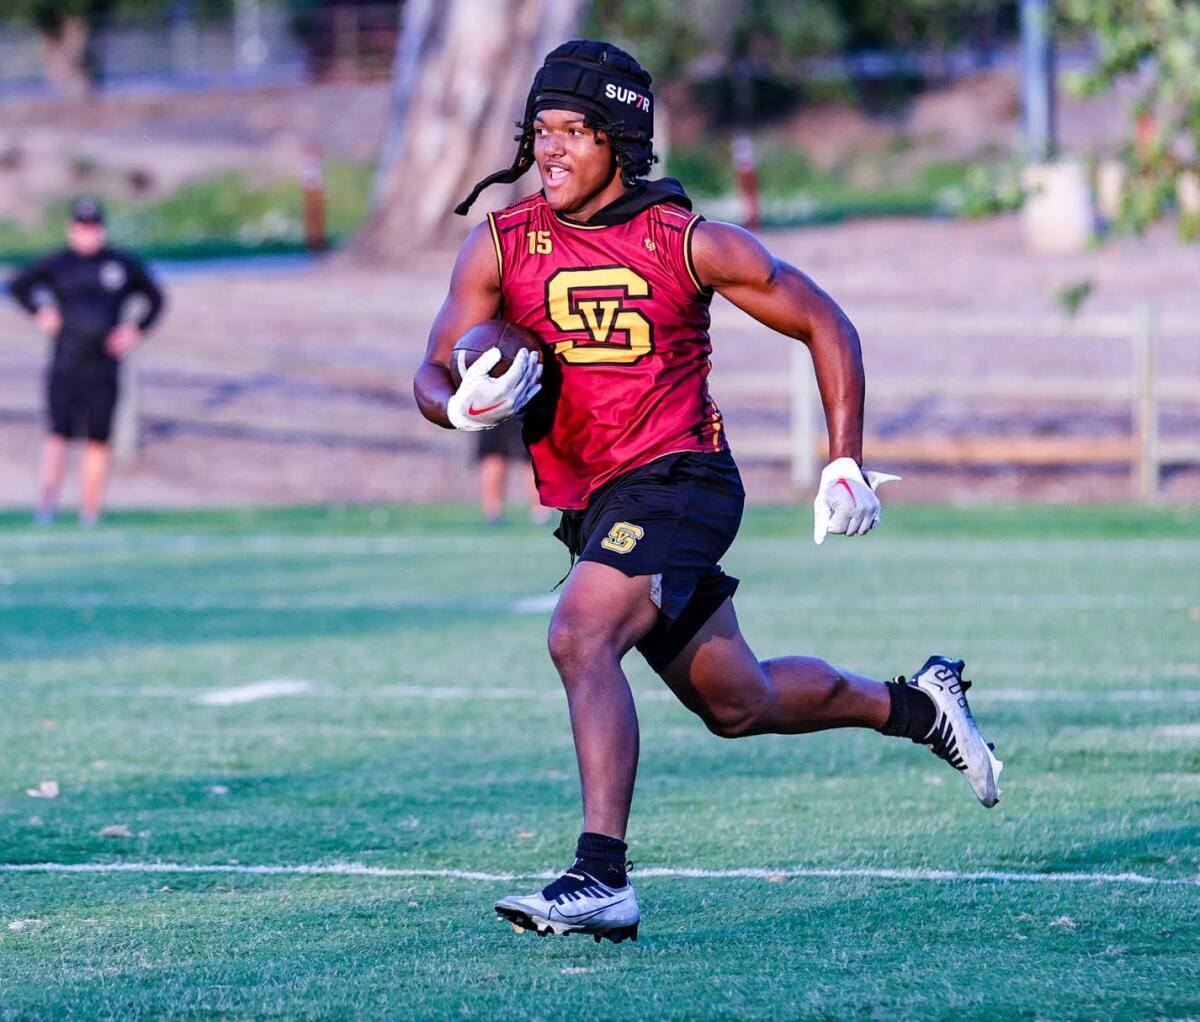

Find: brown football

[449,320,544,388]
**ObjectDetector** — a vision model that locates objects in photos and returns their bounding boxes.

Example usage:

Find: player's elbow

[413,363,454,428]
[840,309,859,345]
[802,307,861,362]
[838,312,860,352]
[814,305,858,346]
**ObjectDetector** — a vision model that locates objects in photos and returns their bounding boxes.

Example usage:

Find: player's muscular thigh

[659,601,776,737]
[547,562,659,675]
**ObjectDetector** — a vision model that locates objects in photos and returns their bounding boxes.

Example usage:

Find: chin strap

[454,150,535,216]
[455,67,541,217]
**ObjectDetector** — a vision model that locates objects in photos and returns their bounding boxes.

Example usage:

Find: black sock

[880,681,937,741]
[574,831,628,888]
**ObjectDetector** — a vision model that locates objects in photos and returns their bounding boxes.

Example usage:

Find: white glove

[812,457,901,545]
[446,346,542,432]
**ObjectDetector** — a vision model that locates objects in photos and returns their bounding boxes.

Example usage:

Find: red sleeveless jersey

[487,190,727,510]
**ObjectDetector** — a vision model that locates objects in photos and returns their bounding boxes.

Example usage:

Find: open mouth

[543,163,571,187]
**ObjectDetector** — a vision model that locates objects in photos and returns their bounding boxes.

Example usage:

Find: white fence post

[1132,302,1159,503]
[790,342,818,491]
[112,349,140,463]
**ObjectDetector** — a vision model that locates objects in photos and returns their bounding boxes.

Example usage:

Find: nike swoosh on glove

[447,346,543,432]
[812,457,901,545]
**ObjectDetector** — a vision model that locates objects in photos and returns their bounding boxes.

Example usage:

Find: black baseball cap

[70,196,105,224]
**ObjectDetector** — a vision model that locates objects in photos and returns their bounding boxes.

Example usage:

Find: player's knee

[547,611,607,678]
[701,684,773,739]
[703,701,764,739]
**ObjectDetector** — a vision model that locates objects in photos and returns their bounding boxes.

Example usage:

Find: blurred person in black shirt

[475,418,551,526]
[8,197,164,525]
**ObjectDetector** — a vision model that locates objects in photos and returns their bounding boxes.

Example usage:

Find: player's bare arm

[414,223,542,433]
[691,220,864,465]
[413,223,501,429]
[692,221,899,541]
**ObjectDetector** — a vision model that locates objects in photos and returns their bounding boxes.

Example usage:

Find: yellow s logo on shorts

[600,521,644,555]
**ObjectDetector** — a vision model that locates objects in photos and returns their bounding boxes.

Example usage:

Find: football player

[414,40,1002,944]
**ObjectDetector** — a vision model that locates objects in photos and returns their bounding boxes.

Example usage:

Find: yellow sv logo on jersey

[600,521,644,554]
[546,267,653,364]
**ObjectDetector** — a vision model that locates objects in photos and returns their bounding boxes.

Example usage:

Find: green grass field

[2,504,1198,1020]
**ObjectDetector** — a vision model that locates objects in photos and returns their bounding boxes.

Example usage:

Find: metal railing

[0,2,401,96]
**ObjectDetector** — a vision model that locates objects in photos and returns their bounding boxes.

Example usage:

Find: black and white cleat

[495,868,640,944]
[901,655,1004,808]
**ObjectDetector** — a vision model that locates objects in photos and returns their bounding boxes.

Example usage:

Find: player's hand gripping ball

[812,457,901,545]
[446,320,544,431]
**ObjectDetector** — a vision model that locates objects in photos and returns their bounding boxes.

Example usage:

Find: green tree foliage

[730,0,846,66]
[838,0,1012,50]
[585,0,1012,80]
[1060,0,1200,238]
[0,0,107,34]
[583,0,710,79]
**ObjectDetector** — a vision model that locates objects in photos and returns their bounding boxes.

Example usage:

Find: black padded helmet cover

[530,40,653,140]
[455,39,654,215]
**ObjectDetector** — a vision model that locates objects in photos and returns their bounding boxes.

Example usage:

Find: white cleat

[495,869,640,944]
[904,656,1004,808]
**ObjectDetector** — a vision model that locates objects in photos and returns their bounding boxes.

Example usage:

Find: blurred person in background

[476,416,551,524]
[7,197,165,526]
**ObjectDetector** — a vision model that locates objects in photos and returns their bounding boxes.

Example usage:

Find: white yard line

[735,593,1200,611]
[0,861,1196,887]
[57,682,1200,704]
[0,592,1193,612]
[377,686,1200,704]
[0,594,419,610]
[1157,723,1200,736]
[195,679,313,706]
[514,593,559,613]
[381,684,554,701]
[0,535,549,557]
[0,534,1197,561]
[983,688,1200,702]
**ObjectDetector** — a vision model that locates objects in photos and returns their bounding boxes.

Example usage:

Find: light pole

[1020,0,1056,162]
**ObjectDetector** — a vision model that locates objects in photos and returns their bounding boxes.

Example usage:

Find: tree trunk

[40,15,93,99]
[351,0,585,263]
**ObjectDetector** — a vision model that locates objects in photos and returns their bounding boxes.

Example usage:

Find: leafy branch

[1060,0,1200,239]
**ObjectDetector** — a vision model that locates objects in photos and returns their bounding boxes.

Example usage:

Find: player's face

[68,222,106,255]
[534,109,619,214]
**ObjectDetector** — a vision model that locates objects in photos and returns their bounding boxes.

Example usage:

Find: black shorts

[554,450,745,673]
[474,416,531,462]
[46,365,119,443]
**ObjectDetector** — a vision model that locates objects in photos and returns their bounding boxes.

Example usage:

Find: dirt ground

[1,214,1197,511]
